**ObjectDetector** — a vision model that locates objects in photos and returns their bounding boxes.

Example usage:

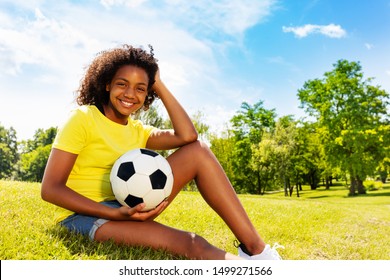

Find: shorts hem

[89,218,109,240]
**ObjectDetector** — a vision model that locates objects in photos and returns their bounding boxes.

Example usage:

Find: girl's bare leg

[94,219,242,260]
[95,140,264,258]
[166,141,265,255]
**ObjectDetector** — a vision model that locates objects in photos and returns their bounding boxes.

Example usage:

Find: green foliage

[231,101,276,143]
[296,121,330,190]
[209,132,235,186]
[1,180,390,260]
[251,137,278,194]
[228,101,277,194]
[364,180,383,191]
[22,127,57,153]
[18,145,52,182]
[1,125,57,182]
[268,116,300,195]
[190,111,210,142]
[16,127,57,182]
[250,117,297,194]
[1,60,389,196]
[136,103,165,129]
[298,60,390,196]
[0,125,18,179]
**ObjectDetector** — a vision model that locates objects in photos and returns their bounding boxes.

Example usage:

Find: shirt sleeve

[53,108,90,154]
[133,120,156,147]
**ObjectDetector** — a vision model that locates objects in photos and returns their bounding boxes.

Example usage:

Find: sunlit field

[1,180,389,260]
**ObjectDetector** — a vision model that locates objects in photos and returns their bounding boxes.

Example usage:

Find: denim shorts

[59,200,122,240]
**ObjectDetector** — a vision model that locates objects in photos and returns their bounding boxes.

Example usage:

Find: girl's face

[104,65,149,125]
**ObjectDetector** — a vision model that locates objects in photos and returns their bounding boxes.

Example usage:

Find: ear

[106,84,110,92]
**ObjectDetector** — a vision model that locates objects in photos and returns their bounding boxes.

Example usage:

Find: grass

[1,179,389,260]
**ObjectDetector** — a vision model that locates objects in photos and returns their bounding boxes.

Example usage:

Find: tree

[229,101,277,194]
[0,125,18,179]
[18,145,52,182]
[250,136,278,194]
[268,116,300,196]
[231,101,276,143]
[191,111,210,143]
[22,127,57,153]
[136,104,165,129]
[251,116,319,197]
[17,127,57,182]
[210,130,236,190]
[298,60,390,195]
[297,121,327,190]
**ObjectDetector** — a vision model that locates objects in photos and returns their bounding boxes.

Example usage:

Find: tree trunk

[256,170,262,195]
[350,176,366,195]
[325,177,330,190]
[356,176,366,194]
[284,176,288,196]
[296,184,300,197]
[310,172,317,190]
[288,179,294,197]
[349,177,356,196]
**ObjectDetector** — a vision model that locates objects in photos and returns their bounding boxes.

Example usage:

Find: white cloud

[99,0,275,38]
[282,23,346,38]
[0,0,278,140]
[170,0,275,36]
[0,8,101,76]
[100,0,147,9]
[365,43,374,50]
[0,1,275,79]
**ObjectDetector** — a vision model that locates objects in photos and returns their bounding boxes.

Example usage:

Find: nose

[123,87,136,98]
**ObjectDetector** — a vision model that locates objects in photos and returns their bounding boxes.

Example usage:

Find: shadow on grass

[307,188,390,200]
[47,225,182,260]
[355,191,390,197]
[306,195,330,199]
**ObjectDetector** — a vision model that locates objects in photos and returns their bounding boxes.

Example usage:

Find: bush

[364,180,383,191]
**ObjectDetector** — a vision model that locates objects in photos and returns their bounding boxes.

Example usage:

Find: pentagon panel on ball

[110,148,174,211]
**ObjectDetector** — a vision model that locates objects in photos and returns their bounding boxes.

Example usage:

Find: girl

[41,44,282,260]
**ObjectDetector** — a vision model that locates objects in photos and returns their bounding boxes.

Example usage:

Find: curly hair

[76,44,159,112]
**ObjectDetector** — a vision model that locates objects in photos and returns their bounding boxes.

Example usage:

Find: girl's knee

[184,232,214,259]
[183,140,212,156]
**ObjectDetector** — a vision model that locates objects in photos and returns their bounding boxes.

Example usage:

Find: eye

[116,82,126,87]
[136,87,146,93]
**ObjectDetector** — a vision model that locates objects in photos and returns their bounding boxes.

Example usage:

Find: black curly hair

[76,44,159,112]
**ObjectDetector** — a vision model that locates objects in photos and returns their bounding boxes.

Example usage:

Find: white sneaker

[238,243,284,260]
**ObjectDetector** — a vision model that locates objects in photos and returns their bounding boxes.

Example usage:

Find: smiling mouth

[119,99,135,108]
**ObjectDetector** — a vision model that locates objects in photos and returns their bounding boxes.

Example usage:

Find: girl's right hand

[115,200,168,222]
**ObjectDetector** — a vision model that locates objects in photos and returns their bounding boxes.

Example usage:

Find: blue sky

[1,0,389,141]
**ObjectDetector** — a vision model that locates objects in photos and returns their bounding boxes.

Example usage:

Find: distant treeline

[1,60,389,196]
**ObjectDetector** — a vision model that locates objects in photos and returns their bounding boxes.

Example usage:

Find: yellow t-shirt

[52,105,155,222]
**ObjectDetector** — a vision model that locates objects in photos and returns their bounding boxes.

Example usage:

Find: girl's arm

[41,148,165,221]
[146,70,198,150]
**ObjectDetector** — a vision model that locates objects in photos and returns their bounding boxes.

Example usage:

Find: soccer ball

[110,148,173,212]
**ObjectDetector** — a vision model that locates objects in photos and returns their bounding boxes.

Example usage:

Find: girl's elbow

[40,181,54,202]
[40,184,50,202]
[184,131,198,144]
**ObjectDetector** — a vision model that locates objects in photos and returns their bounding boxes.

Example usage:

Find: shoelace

[268,243,285,259]
[271,243,285,250]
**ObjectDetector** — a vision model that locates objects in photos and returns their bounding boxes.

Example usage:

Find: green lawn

[1,180,389,260]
